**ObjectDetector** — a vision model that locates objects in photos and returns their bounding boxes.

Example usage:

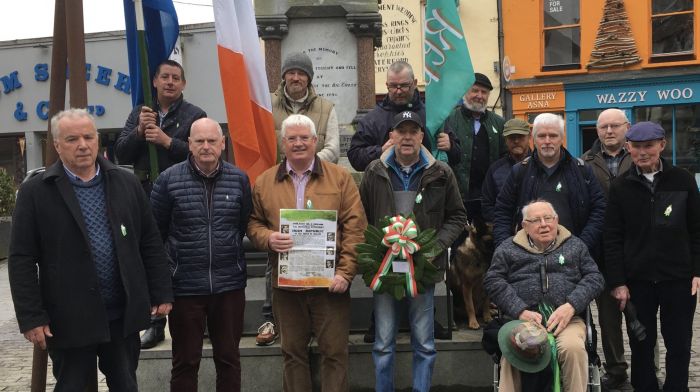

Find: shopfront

[565,75,700,182]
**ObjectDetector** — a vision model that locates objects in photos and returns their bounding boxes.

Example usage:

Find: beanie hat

[282,52,314,81]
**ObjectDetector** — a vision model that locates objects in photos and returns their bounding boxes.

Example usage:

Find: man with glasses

[493,113,606,257]
[581,108,633,389]
[259,52,342,346]
[348,60,460,172]
[485,200,604,392]
[247,114,366,392]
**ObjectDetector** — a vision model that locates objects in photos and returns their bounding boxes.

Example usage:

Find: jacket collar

[512,224,572,254]
[156,94,184,115]
[43,156,119,182]
[275,155,323,182]
[379,145,436,169]
[379,90,424,113]
[275,80,318,111]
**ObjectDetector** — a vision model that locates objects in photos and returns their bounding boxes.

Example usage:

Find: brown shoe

[256,321,277,346]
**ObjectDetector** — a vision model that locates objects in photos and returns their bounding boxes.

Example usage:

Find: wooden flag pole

[133,0,160,181]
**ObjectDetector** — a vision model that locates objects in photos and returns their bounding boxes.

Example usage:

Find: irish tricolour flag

[214,0,276,185]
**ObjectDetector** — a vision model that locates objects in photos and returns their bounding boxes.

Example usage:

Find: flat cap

[626,121,665,142]
[474,73,493,90]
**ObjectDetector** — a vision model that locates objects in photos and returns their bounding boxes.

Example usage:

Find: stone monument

[256,0,382,157]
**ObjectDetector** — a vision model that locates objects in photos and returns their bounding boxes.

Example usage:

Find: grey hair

[281,114,317,138]
[387,60,415,80]
[596,108,629,126]
[532,113,565,138]
[191,117,224,137]
[521,199,558,223]
[50,108,96,139]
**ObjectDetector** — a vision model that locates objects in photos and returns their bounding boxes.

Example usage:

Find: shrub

[0,168,16,217]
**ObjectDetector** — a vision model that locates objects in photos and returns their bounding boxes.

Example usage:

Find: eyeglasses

[597,122,628,130]
[524,215,556,224]
[284,135,313,143]
[387,83,412,91]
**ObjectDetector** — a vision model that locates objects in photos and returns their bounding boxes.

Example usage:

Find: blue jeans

[372,285,436,392]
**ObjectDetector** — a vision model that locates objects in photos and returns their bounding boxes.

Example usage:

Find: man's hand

[138,106,157,136]
[151,303,173,317]
[268,232,293,253]
[24,325,52,350]
[143,125,172,149]
[381,137,395,152]
[518,309,542,325]
[436,132,451,151]
[546,303,575,336]
[611,285,630,311]
[328,275,349,293]
[691,276,700,296]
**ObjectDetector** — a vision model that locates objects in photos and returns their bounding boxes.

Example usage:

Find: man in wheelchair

[484,200,604,392]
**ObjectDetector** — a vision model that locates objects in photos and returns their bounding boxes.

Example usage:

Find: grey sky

[1,0,214,42]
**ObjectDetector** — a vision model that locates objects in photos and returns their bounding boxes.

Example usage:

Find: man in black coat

[9,109,173,391]
[605,121,700,392]
[115,59,206,348]
[347,60,460,172]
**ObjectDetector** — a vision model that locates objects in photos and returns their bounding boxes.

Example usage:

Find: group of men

[7,53,699,392]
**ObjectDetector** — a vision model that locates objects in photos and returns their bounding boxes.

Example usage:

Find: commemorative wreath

[356,214,442,300]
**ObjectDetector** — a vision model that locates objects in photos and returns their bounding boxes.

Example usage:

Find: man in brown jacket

[247,114,366,392]
[581,108,633,389]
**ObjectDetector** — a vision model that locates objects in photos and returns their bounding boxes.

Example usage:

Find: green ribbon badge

[555,182,562,192]
[664,204,672,217]
[492,125,498,134]
[120,224,127,237]
[415,193,423,204]
[306,199,313,209]
[558,254,565,265]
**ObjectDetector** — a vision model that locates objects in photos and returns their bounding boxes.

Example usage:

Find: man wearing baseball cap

[481,118,532,222]
[360,111,466,391]
[605,121,700,392]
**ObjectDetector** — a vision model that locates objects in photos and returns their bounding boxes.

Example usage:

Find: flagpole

[133,0,160,182]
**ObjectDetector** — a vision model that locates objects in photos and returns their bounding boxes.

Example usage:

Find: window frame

[649,1,696,62]
[541,0,582,71]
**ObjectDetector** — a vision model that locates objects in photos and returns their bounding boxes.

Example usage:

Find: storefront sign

[375,0,423,91]
[511,84,565,115]
[0,62,130,123]
[566,78,700,110]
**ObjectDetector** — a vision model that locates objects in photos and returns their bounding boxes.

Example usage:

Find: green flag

[424,0,474,161]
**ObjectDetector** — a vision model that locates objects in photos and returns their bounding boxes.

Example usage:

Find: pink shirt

[286,159,315,209]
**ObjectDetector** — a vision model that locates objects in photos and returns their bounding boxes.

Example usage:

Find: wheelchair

[486,305,602,392]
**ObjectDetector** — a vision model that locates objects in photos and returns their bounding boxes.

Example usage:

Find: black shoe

[601,373,627,390]
[363,328,375,343]
[434,320,451,340]
[140,325,165,349]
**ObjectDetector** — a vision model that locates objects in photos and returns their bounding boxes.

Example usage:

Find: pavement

[0,258,698,391]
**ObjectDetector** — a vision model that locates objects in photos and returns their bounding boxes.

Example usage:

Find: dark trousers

[595,291,628,377]
[49,319,140,392]
[627,279,696,392]
[169,289,246,392]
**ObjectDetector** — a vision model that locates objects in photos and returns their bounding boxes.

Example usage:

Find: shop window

[542,0,581,71]
[634,105,700,175]
[650,0,695,62]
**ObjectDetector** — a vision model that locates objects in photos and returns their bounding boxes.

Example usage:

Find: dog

[449,216,495,330]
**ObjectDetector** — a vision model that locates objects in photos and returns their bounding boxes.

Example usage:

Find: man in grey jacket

[484,200,604,392]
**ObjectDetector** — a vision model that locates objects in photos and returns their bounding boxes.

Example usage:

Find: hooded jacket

[348,91,461,171]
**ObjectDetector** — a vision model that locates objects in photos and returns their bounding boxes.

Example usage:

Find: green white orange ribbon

[370,215,421,297]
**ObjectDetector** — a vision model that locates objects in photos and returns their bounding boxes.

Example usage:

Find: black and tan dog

[449,217,495,329]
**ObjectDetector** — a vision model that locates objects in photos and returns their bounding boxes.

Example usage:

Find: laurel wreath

[356,214,442,300]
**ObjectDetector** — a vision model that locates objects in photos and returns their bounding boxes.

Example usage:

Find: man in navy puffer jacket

[151,118,252,392]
